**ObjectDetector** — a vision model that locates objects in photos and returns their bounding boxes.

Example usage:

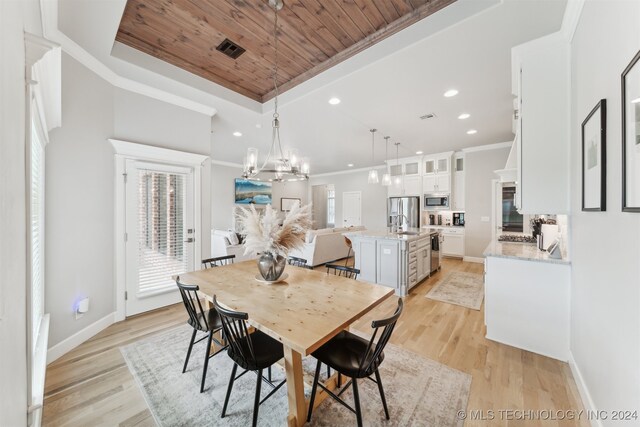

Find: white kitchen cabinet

[512,34,569,214]
[453,171,465,211]
[404,160,421,176]
[422,174,450,193]
[441,228,464,257]
[352,238,377,283]
[484,255,570,361]
[403,176,421,196]
[423,153,451,175]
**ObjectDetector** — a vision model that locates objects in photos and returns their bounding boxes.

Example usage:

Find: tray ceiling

[115,0,456,103]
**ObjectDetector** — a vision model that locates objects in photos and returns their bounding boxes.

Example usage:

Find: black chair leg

[326,365,331,378]
[200,332,214,393]
[182,329,197,373]
[352,378,363,427]
[221,363,238,418]
[337,372,342,388]
[375,369,390,419]
[306,360,322,422]
[268,366,272,382]
[252,369,263,427]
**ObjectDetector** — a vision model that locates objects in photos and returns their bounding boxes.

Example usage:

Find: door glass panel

[424,160,435,174]
[390,164,403,176]
[137,170,190,296]
[405,162,419,175]
[437,158,448,172]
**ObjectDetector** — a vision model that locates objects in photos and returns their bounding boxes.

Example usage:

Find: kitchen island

[483,240,570,361]
[344,228,440,296]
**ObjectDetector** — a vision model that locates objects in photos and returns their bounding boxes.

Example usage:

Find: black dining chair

[176,278,227,393]
[202,254,235,269]
[214,296,286,427]
[307,299,404,427]
[325,264,360,280]
[287,256,308,268]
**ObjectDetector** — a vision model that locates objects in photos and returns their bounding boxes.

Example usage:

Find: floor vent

[216,38,246,59]
[420,113,437,120]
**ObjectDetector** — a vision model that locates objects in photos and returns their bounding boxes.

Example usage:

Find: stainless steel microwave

[424,193,450,210]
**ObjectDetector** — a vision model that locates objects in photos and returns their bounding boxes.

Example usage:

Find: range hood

[494,131,518,182]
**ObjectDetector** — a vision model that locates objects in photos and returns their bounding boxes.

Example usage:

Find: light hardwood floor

[43,258,587,426]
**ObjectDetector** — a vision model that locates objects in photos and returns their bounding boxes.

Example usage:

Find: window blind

[136,170,190,297]
[30,120,45,354]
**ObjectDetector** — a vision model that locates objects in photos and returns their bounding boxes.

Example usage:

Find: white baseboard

[568,352,602,427]
[47,312,115,364]
[463,256,484,264]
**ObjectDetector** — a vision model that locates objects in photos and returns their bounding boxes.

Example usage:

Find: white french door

[125,160,196,316]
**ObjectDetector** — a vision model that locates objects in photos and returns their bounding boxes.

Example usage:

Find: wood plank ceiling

[116,0,457,103]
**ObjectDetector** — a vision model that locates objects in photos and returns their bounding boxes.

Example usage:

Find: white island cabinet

[344,228,436,297]
[484,241,570,361]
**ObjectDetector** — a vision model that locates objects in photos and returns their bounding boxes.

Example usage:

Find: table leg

[283,346,307,427]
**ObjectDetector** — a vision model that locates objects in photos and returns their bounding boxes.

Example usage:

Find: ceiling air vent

[216,38,246,59]
[420,113,437,120]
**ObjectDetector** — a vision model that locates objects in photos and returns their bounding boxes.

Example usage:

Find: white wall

[46,54,115,347]
[211,163,310,231]
[569,1,640,421]
[0,1,30,424]
[309,169,388,230]
[46,55,214,348]
[464,147,510,257]
[113,88,213,258]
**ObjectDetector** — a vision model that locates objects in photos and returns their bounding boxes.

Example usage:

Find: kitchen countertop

[344,227,438,242]
[483,240,571,265]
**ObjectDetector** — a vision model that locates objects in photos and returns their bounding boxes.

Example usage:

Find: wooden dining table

[177,260,395,427]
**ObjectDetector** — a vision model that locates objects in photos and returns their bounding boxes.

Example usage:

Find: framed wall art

[581,99,607,211]
[622,50,640,212]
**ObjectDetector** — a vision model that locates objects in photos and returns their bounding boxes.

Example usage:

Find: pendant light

[381,136,391,186]
[394,142,402,186]
[367,129,379,184]
[241,0,309,182]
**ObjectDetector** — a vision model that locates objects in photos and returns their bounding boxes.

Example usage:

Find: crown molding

[560,0,585,43]
[461,141,512,153]
[210,159,244,169]
[310,164,387,179]
[39,0,217,117]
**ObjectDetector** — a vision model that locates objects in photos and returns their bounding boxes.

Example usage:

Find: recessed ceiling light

[458,113,470,120]
[329,97,341,105]
[347,163,354,167]
[467,129,478,135]
[632,97,640,104]
[444,89,459,98]
[416,151,423,155]
[233,131,242,137]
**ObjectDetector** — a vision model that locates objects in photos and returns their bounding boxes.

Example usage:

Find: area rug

[121,324,471,426]
[426,272,485,310]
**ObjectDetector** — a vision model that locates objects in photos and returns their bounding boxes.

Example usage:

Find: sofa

[288,226,365,267]
[210,229,256,263]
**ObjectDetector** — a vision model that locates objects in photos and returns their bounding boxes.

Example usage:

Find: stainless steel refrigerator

[387,197,420,228]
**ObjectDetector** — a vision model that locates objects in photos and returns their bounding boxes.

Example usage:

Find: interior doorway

[342,191,362,227]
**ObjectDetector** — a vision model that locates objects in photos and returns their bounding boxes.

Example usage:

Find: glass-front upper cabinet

[389,164,403,176]
[424,159,436,174]
[437,158,449,173]
[404,161,420,176]
[455,157,464,172]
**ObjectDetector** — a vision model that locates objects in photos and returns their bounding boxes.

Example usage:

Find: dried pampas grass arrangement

[236,201,312,256]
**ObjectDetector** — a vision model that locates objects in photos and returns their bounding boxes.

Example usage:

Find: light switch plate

[383,248,391,255]
[481,216,490,222]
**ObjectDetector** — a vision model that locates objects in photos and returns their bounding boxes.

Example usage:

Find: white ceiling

[58,0,567,174]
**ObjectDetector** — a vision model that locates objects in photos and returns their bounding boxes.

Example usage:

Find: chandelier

[242,0,309,182]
